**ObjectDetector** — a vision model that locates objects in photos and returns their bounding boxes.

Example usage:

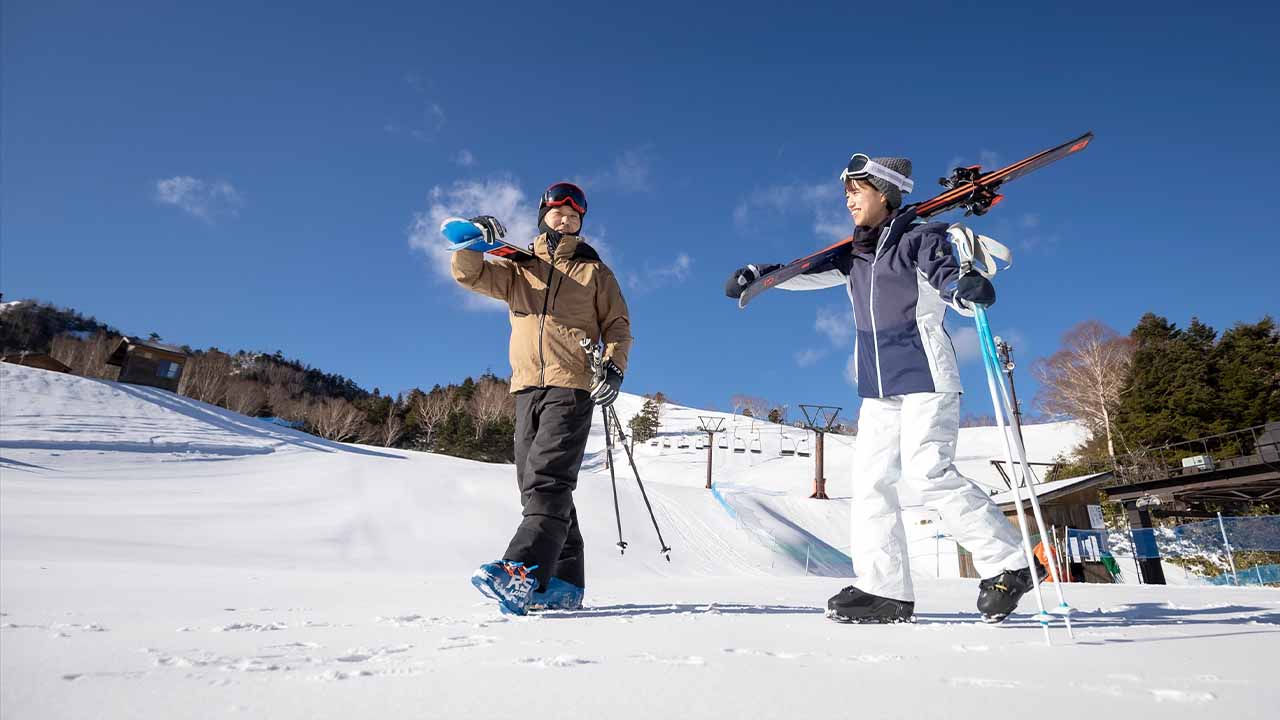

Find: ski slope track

[2,364,1276,718]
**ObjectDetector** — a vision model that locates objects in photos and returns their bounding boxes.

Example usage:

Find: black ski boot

[976,567,1034,623]
[826,586,915,624]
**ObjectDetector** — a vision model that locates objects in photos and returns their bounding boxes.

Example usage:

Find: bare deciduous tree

[179,350,232,405]
[265,384,307,424]
[470,378,513,439]
[309,397,366,442]
[50,331,119,379]
[1032,320,1134,460]
[376,396,407,448]
[225,379,265,417]
[414,387,458,449]
[730,394,771,419]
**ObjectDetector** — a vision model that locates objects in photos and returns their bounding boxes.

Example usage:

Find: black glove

[590,359,623,407]
[956,272,996,307]
[467,215,506,244]
[724,264,780,299]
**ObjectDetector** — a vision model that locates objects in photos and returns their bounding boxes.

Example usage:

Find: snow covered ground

[2,363,1277,719]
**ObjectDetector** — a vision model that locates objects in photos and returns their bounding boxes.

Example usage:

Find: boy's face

[544,206,582,235]
[845,179,888,227]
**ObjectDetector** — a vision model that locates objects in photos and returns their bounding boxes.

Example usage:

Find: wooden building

[1,352,72,373]
[105,337,188,392]
[980,471,1117,583]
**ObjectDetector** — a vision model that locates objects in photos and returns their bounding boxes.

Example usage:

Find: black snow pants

[502,386,594,591]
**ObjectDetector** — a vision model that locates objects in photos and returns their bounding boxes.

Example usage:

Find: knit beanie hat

[863,157,913,210]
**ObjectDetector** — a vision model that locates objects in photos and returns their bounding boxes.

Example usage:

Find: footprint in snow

[722,648,808,660]
[1151,689,1216,704]
[1068,682,1125,698]
[334,645,412,663]
[516,656,597,668]
[438,635,499,651]
[950,677,1022,689]
[844,654,904,664]
[631,652,706,666]
[215,622,287,632]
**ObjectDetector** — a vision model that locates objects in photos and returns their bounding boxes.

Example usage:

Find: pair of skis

[735,131,1093,308]
[440,217,534,260]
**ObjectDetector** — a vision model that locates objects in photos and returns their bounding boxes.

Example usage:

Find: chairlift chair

[781,430,797,457]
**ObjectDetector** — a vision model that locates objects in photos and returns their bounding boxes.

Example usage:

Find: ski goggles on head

[541,182,588,215]
[839,154,914,194]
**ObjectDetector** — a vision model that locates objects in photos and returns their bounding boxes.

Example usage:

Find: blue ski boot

[471,561,539,616]
[528,577,584,611]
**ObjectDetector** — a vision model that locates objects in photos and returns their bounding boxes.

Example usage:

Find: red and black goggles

[541,182,588,215]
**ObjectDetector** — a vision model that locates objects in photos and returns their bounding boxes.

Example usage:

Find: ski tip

[1068,132,1095,153]
[439,216,470,232]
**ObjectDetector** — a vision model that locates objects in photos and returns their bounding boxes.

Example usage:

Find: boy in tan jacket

[456,182,632,615]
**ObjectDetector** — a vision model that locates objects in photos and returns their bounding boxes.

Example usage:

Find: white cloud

[407,177,540,312]
[794,348,826,367]
[625,252,692,292]
[844,353,859,387]
[579,146,654,193]
[815,305,852,346]
[950,326,982,364]
[946,325,1026,366]
[733,182,849,241]
[944,149,1002,179]
[154,176,243,221]
[387,77,447,142]
[454,149,475,167]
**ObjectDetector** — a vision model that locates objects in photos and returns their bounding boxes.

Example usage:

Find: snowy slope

[2,364,1276,719]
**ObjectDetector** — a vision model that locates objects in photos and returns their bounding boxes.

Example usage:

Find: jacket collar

[532,233,601,264]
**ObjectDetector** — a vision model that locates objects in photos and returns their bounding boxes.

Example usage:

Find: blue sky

[4,1,1278,424]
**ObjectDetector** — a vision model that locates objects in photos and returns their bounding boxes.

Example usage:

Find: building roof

[106,336,189,366]
[993,471,1113,509]
[1,352,72,373]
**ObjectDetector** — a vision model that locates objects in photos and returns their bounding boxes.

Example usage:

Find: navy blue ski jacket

[776,212,973,399]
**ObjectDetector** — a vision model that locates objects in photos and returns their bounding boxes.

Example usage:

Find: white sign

[1087,504,1106,529]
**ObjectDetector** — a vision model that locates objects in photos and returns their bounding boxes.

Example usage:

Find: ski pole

[607,403,672,561]
[948,223,1063,643]
[976,306,1075,638]
[581,338,672,561]
[973,305,1054,645]
[600,400,628,555]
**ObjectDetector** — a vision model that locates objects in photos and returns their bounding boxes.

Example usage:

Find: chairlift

[661,437,671,449]
[717,434,729,450]
[781,430,797,457]
[695,435,705,450]
[749,428,763,454]
[677,435,689,449]
[797,432,811,458]
[733,431,746,454]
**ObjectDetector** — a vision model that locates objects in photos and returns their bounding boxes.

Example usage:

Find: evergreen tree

[1214,317,1280,433]
[628,398,661,447]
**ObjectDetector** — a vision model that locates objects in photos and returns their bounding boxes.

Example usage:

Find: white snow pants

[850,392,1026,601]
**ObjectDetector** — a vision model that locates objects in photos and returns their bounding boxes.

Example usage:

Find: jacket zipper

[537,256,556,387]
[868,223,892,398]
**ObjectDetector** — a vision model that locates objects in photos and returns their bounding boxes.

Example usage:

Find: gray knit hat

[864,157,913,209]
